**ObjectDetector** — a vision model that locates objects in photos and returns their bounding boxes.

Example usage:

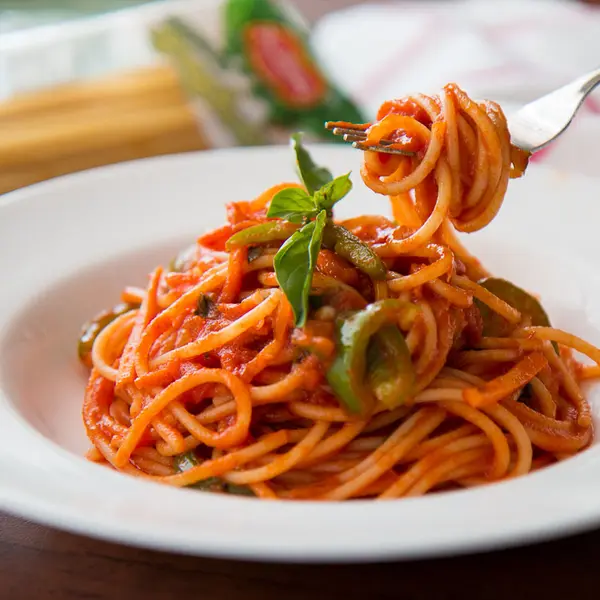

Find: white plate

[1,146,600,563]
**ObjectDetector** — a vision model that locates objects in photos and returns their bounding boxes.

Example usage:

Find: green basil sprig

[267,187,320,223]
[274,211,327,327]
[263,134,389,326]
[291,132,334,194]
[267,134,353,327]
[267,174,352,223]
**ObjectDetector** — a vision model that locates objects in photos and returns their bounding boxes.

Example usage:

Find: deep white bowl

[1,146,599,562]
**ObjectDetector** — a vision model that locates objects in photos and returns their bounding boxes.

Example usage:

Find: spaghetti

[81,83,597,500]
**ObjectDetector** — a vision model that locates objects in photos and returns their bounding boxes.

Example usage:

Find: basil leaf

[314,172,353,211]
[274,210,327,327]
[267,187,318,223]
[291,133,333,195]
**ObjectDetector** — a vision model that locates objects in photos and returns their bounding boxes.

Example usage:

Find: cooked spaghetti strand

[79,84,595,502]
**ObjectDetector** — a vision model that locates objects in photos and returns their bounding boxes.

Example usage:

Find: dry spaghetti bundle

[81,85,597,501]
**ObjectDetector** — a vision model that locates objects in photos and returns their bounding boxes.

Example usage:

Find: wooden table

[3,1,600,598]
[3,515,600,599]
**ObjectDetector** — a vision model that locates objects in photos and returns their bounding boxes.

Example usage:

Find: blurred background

[1,0,599,195]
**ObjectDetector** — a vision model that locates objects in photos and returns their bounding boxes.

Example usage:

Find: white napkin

[312,0,600,177]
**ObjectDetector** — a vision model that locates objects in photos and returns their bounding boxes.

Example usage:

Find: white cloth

[312,0,600,176]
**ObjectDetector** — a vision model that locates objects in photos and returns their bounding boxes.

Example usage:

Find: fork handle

[510,67,600,153]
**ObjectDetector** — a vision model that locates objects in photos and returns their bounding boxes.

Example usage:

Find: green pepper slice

[367,325,415,410]
[78,302,139,366]
[476,277,551,337]
[173,450,200,473]
[226,221,300,250]
[174,451,223,491]
[224,483,255,496]
[323,224,387,280]
[174,451,254,495]
[327,300,417,415]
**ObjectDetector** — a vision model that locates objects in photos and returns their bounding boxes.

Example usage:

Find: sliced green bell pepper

[226,221,300,250]
[78,302,139,366]
[327,300,417,415]
[367,325,415,410]
[476,277,551,337]
[174,451,254,495]
[322,223,386,280]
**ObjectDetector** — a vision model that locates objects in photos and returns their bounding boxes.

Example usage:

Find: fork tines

[325,121,414,155]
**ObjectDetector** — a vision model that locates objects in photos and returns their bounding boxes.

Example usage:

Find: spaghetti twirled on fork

[81,84,598,500]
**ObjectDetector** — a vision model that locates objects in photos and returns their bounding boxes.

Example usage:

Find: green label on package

[151,0,364,147]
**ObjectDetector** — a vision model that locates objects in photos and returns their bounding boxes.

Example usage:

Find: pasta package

[0,0,363,194]
[151,0,365,147]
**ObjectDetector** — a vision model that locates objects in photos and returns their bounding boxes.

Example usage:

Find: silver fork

[326,67,600,155]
